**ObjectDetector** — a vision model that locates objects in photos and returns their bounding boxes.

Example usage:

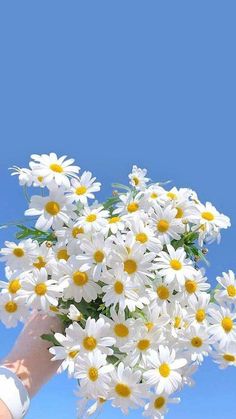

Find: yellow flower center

[50,305,59,313]
[137,339,150,351]
[196,309,206,322]
[45,201,60,215]
[88,367,99,381]
[5,301,18,313]
[154,396,166,409]
[145,322,154,331]
[75,186,87,195]
[86,214,97,222]
[127,202,139,213]
[170,259,182,270]
[38,176,43,182]
[73,271,88,286]
[150,192,158,199]
[175,207,184,218]
[136,233,148,244]
[72,226,84,238]
[83,336,97,351]
[114,323,129,337]
[114,281,124,294]
[124,259,137,274]
[227,285,236,298]
[69,350,79,359]
[57,249,69,261]
[159,363,170,377]
[109,216,121,224]
[174,316,181,328]
[133,176,140,186]
[185,279,197,294]
[35,282,47,296]
[223,354,235,362]
[221,317,233,333]
[157,285,170,300]
[8,279,21,294]
[115,383,131,398]
[201,211,214,221]
[50,163,63,173]
[33,256,46,269]
[157,219,169,233]
[191,336,203,347]
[13,247,24,257]
[93,250,105,263]
[167,192,177,200]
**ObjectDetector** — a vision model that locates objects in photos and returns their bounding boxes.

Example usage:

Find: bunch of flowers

[0,153,235,419]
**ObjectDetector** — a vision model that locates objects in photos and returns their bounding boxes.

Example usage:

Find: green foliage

[41,332,61,346]
[15,224,57,244]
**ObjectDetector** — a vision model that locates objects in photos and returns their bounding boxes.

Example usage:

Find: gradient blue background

[0,1,235,418]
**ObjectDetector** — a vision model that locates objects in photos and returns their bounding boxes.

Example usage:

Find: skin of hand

[0,311,63,418]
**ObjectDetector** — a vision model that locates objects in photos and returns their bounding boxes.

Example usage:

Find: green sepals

[15,225,57,244]
[41,332,61,346]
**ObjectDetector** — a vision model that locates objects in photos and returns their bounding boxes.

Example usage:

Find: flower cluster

[0,153,235,419]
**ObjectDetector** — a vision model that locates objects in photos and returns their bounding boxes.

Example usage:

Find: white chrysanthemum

[10,166,33,186]
[68,171,101,204]
[55,222,86,255]
[180,324,212,364]
[151,205,185,245]
[143,392,180,419]
[0,293,29,328]
[49,332,80,376]
[113,192,147,217]
[143,345,187,394]
[180,268,210,300]
[74,352,113,399]
[77,206,109,233]
[147,277,176,309]
[212,342,236,369]
[128,217,163,253]
[32,242,56,273]
[77,234,111,280]
[25,187,77,232]
[102,214,125,235]
[187,293,210,326]
[0,268,26,297]
[155,244,195,285]
[0,239,38,270]
[128,165,149,190]
[101,307,135,349]
[208,304,236,348]
[215,270,236,304]
[29,152,80,188]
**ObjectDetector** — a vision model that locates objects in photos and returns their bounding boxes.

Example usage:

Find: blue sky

[0,1,235,418]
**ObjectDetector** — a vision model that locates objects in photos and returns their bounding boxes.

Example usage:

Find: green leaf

[41,333,60,346]
[111,183,131,192]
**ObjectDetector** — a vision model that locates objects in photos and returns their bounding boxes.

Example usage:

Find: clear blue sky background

[0,1,235,418]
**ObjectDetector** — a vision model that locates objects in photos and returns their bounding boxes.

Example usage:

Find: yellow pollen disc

[167,192,177,200]
[221,317,233,333]
[170,259,182,270]
[223,354,235,362]
[88,367,99,381]
[115,383,131,398]
[157,285,170,300]
[124,259,137,274]
[157,219,169,233]
[72,226,84,238]
[196,309,206,322]
[8,279,21,294]
[75,186,87,195]
[109,216,121,224]
[50,305,59,312]
[35,282,47,296]
[191,336,203,348]
[136,233,148,243]
[159,363,170,378]
[73,271,88,286]
[69,350,79,359]
[137,339,150,351]
[145,322,154,331]
[13,247,24,257]
[201,211,214,221]
[174,316,181,328]
[86,214,97,222]
[133,176,140,185]
[154,396,165,409]
[227,285,236,297]
[33,256,46,269]
[83,336,97,351]
[57,249,69,261]
[150,192,158,199]
[93,250,105,263]
[127,202,139,213]
[50,163,63,173]
[175,207,184,218]
[185,279,197,294]
[114,281,124,294]
[114,323,129,337]
[45,201,60,215]
[37,176,43,182]
[5,301,18,313]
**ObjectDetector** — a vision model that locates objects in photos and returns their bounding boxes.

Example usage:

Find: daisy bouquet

[1,153,235,419]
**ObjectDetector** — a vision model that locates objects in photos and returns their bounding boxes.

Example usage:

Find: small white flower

[143,392,180,419]
[0,293,29,328]
[151,205,185,245]
[0,239,37,270]
[128,165,149,190]
[69,171,101,204]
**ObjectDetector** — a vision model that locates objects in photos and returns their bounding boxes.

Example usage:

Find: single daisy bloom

[102,214,125,236]
[181,324,212,364]
[77,233,111,280]
[143,345,187,394]
[29,152,80,188]
[215,270,236,304]
[180,268,210,300]
[77,206,109,233]
[208,304,236,348]
[113,192,146,217]
[129,217,163,253]
[143,184,166,207]
[10,166,33,186]
[0,239,37,270]
[109,362,148,414]
[148,277,176,309]
[128,165,149,190]
[151,204,185,245]
[155,245,195,285]
[143,392,180,419]
[0,268,25,297]
[25,187,77,232]
[190,201,230,234]
[69,171,101,204]
[19,268,63,310]
[49,332,80,376]
[187,292,210,326]
[0,293,29,328]
[74,352,114,399]
[55,222,86,255]
[212,342,236,369]
[101,307,135,349]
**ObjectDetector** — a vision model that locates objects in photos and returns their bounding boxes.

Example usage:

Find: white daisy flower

[215,270,236,304]
[180,324,212,364]
[187,293,210,326]
[208,304,236,348]
[77,206,109,233]
[143,392,180,419]
[128,217,163,253]
[55,222,86,255]
[143,345,187,394]
[102,214,125,236]
[148,277,176,309]
[25,187,77,232]
[128,165,149,190]
[69,171,101,204]
[180,268,210,300]
[0,293,29,328]
[49,332,80,376]
[212,342,236,369]
[29,152,80,188]
[0,268,25,297]
[151,205,185,245]
[10,166,33,186]
[77,233,111,280]
[101,307,135,349]
[114,192,146,217]
[68,304,83,322]
[0,239,37,270]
